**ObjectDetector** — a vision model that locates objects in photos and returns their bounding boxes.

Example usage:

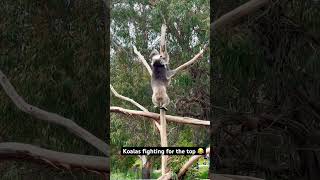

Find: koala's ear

[149,49,159,58]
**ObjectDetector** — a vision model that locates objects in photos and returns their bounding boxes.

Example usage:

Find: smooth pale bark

[0,142,109,172]
[110,106,210,126]
[177,147,210,177]
[0,70,109,156]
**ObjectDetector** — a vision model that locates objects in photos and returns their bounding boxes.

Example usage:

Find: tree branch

[177,147,210,178]
[110,106,209,126]
[157,171,172,180]
[211,0,271,32]
[0,70,109,156]
[159,24,169,64]
[0,142,109,173]
[110,84,148,112]
[171,43,208,78]
[133,45,152,76]
[110,84,160,129]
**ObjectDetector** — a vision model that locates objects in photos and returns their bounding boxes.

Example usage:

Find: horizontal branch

[0,70,109,156]
[211,0,270,32]
[177,147,210,177]
[110,106,209,126]
[0,142,109,173]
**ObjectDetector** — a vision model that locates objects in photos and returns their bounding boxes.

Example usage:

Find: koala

[149,49,171,110]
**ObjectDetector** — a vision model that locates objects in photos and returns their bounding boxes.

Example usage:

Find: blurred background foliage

[0,0,107,179]
[110,0,209,179]
[211,0,320,180]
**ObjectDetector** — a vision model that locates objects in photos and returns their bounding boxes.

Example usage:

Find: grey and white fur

[150,49,171,111]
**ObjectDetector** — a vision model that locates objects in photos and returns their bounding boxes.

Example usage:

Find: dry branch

[110,106,210,126]
[0,142,109,173]
[159,24,169,64]
[110,84,148,112]
[160,109,168,175]
[110,84,160,130]
[133,45,152,76]
[211,0,270,32]
[160,24,167,56]
[177,147,210,178]
[171,43,208,78]
[159,23,169,176]
[0,70,109,156]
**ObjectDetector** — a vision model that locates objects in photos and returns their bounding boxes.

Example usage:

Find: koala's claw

[160,106,168,111]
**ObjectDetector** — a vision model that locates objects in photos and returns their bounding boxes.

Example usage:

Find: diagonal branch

[177,147,210,178]
[110,84,148,112]
[171,43,209,78]
[110,106,210,126]
[133,45,152,76]
[110,84,160,129]
[0,142,109,173]
[0,70,109,156]
[211,0,271,32]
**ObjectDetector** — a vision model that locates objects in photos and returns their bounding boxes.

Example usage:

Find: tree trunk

[142,161,151,179]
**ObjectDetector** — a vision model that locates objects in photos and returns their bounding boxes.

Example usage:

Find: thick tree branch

[177,147,210,178]
[159,24,169,64]
[0,70,109,156]
[160,24,167,56]
[0,142,109,173]
[211,0,271,33]
[110,106,209,126]
[133,45,152,76]
[110,84,160,129]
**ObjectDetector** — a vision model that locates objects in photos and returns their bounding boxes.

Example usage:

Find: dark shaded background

[211,0,320,180]
[0,0,109,179]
